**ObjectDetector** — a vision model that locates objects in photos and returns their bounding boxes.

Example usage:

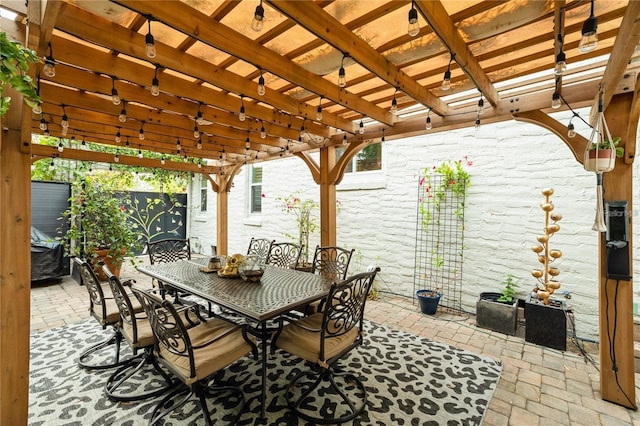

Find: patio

[30,258,640,425]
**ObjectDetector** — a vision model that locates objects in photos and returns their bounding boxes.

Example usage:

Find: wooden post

[215,178,229,256]
[318,145,337,247]
[599,92,636,409]
[0,88,32,425]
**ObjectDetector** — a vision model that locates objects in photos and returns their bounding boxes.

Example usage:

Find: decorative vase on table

[416,290,440,315]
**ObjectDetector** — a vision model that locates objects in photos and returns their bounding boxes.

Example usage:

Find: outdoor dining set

[74,237,379,425]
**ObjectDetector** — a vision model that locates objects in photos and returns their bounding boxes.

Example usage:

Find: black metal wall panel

[31,181,71,239]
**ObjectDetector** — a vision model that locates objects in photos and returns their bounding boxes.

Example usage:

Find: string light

[300,120,306,138]
[139,122,145,140]
[407,1,419,36]
[475,113,481,131]
[138,148,143,159]
[160,155,166,165]
[260,121,266,139]
[246,133,251,150]
[442,53,455,91]
[114,153,120,163]
[118,100,127,123]
[115,128,121,143]
[39,115,47,131]
[551,91,561,109]
[111,77,121,105]
[390,89,398,115]
[338,54,347,88]
[343,133,348,145]
[150,66,160,96]
[316,97,323,121]
[196,138,202,149]
[579,0,598,53]
[176,138,182,152]
[57,139,64,152]
[381,128,386,143]
[477,93,485,115]
[193,122,200,139]
[554,51,567,75]
[49,158,55,171]
[251,0,264,32]
[196,103,204,125]
[239,96,246,121]
[257,70,266,96]
[145,18,157,59]
[567,122,576,138]
[425,109,433,130]
[43,43,56,78]
[358,119,365,134]
[60,105,69,128]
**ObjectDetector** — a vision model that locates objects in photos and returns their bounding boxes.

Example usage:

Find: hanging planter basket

[583,91,616,173]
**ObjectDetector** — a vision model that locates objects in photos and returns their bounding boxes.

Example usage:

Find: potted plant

[59,175,139,280]
[0,31,41,116]
[276,191,319,270]
[476,274,519,335]
[416,289,441,315]
[584,136,622,173]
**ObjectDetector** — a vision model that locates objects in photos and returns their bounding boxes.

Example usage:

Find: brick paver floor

[30,258,640,425]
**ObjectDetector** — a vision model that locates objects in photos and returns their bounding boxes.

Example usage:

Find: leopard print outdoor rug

[29,318,501,425]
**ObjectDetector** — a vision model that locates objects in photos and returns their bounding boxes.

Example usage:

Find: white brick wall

[189,110,638,341]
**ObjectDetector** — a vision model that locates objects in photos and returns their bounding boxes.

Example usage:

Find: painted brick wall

[189,110,637,341]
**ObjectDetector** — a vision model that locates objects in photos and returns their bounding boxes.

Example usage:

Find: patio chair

[146,238,191,302]
[131,286,257,426]
[74,257,130,370]
[304,245,355,314]
[265,242,302,269]
[103,265,175,402]
[246,238,275,263]
[272,267,380,424]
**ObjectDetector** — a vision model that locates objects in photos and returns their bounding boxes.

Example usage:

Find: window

[200,174,208,212]
[249,165,262,214]
[337,143,382,173]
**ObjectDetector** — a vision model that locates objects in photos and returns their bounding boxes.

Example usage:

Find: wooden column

[215,178,229,255]
[0,88,32,425]
[318,145,337,247]
[599,92,636,409]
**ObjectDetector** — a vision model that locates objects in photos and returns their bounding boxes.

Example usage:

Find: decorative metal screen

[414,175,466,312]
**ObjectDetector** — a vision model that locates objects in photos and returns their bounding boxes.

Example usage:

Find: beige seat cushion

[275,313,359,364]
[124,306,202,350]
[160,319,253,385]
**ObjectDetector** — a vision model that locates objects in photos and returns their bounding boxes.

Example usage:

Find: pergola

[2,0,640,423]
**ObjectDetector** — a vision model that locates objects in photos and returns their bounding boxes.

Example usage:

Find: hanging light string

[43,42,56,78]
[151,66,160,96]
[338,54,348,88]
[442,53,455,91]
[145,17,157,58]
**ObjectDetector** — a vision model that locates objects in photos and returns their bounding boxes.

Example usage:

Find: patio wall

[188,110,638,341]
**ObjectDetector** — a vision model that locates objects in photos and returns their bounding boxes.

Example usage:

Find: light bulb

[193,126,200,139]
[57,142,64,152]
[239,105,246,121]
[579,14,598,53]
[145,31,156,59]
[390,97,398,115]
[197,139,202,149]
[260,126,266,139]
[139,128,145,140]
[151,77,160,96]
[426,116,432,130]
[111,88,121,105]
[551,92,561,109]
[138,150,143,159]
[196,110,204,126]
[43,60,56,78]
[251,3,265,32]
[316,105,323,121]
[442,69,451,91]
[338,67,346,88]
[257,75,265,96]
[118,108,127,123]
[32,103,42,115]
[39,118,47,130]
[176,140,181,152]
[343,133,348,145]
[49,160,55,171]
[114,154,120,163]
[198,160,202,169]
[61,115,69,128]
[246,140,250,150]
[567,123,576,138]
[183,154,188,163]
[475,118,481,131]
[160,155,166,165]
[554,52,567,75]
[115,131,121,143]
[408,6,419,37]
[477,98,484,114]
[358,120,364,134]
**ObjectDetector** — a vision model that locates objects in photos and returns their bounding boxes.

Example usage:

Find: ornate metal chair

[265,242,302,269]
[103,265,175,402]
[146,238,191,301]
[304,245,355,314]
[272,268,380,424]
[74,257,130,370]
[131,286,257,426]
[246,237,275,263]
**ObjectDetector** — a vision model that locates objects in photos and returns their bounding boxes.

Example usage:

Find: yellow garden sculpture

[530,188,562,305]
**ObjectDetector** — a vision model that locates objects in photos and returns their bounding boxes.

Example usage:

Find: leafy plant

[1,32,41,116]
[587,136,623,158]
[275,191,319,264]
[497,273,519,303]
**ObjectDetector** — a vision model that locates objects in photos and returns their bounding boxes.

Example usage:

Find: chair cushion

[160,318,253,385]
[275,313,359,364]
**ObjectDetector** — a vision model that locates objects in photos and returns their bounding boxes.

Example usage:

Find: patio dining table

[136,257,333,416]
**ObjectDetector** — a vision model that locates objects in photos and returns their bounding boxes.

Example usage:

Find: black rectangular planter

[524,295,567,351]
[476,292,518,335]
